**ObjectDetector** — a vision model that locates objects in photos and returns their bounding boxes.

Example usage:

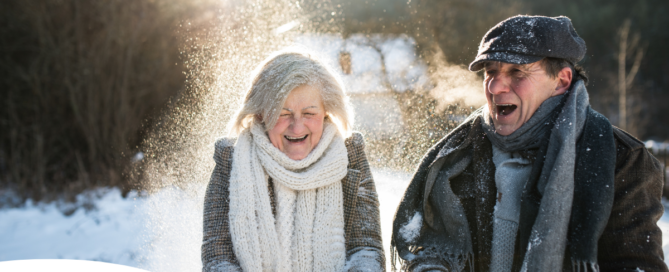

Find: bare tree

[618,19,644,132]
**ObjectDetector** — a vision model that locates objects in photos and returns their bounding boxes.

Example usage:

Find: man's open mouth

[285,135,308,143]
[496,104,517,116]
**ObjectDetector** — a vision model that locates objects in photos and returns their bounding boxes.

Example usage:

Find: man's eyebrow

[501,63,532,73]
[303,106,318,110]
[282,108,293,112]
[519,63,542,72]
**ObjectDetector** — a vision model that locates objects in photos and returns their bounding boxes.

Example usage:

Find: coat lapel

[470,126,497,271]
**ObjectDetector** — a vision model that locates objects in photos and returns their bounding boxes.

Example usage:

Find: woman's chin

[282,140,313,160]
[284,148,310,160]
[287,153,307,160]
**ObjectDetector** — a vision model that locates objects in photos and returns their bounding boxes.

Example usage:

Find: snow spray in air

[131,0,340,271]
[130,1,486,270]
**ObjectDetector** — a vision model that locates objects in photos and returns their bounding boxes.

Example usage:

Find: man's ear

[554,67,573,96]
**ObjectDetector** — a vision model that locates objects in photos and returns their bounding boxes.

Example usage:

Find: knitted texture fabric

[490,218,518,272]
[228,122,348,272]
[489,145,532,272]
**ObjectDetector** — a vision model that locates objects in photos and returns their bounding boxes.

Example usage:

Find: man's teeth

[497,104,517,115]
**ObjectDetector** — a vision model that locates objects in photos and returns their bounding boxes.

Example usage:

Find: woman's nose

[289,116,306,133]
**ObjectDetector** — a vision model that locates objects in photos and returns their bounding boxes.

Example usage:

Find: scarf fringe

[391,245,473,272]
[390,244,400,271]
[571,260,599,272]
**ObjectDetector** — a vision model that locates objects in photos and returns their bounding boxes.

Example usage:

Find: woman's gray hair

[229,49,353,136]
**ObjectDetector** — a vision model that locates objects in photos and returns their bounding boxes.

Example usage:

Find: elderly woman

[201,50,385,272]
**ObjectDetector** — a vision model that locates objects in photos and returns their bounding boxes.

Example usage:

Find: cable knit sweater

[202,132,385,272]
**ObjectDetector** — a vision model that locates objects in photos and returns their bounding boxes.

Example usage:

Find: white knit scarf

[228,122,348,272]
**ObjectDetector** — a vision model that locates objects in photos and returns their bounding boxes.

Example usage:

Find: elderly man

[391,15,667,272]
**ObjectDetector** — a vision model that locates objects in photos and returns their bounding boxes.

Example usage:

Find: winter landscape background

[1,0,669,270]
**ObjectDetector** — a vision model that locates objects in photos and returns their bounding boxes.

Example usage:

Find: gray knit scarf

[484,81,590,271]
[519,81,589,271]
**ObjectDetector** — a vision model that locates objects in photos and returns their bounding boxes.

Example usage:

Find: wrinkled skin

[267,85,326,160]
[483,61,572,135]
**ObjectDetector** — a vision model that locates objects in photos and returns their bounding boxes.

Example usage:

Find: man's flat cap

[469,15,586,71]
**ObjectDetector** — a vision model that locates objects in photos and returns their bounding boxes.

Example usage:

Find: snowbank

[0,188,147,265]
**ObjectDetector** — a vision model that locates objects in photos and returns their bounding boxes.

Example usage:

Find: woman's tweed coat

[201,132,385,272]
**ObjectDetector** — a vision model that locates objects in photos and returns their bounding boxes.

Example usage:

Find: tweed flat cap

[469,15,586,71]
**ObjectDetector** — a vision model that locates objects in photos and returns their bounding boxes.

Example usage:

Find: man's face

[483,61,562,136]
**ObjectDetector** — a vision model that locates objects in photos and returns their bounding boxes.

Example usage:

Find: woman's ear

[554,67,573,96]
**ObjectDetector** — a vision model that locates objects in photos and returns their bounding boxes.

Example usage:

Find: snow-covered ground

[1,168,668,270]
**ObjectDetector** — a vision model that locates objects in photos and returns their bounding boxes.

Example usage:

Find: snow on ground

[0,188,148,265]
[0,185,207,271]
[1,168,669,271]
[373,168,413,269]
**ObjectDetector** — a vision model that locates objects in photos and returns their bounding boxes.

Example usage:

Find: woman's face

[268,85,326,160]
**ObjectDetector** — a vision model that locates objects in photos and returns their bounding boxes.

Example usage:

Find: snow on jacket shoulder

[201,132,386,272]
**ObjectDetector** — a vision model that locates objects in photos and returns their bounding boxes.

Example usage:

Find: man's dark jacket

[392,107,667,272]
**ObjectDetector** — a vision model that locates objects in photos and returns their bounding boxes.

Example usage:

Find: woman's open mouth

[285,135,308,143]
[496,104,517,116]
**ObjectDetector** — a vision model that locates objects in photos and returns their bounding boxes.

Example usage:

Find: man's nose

[487,74,511,95]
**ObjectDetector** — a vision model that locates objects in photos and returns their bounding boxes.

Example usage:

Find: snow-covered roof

[294,33,431,94]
